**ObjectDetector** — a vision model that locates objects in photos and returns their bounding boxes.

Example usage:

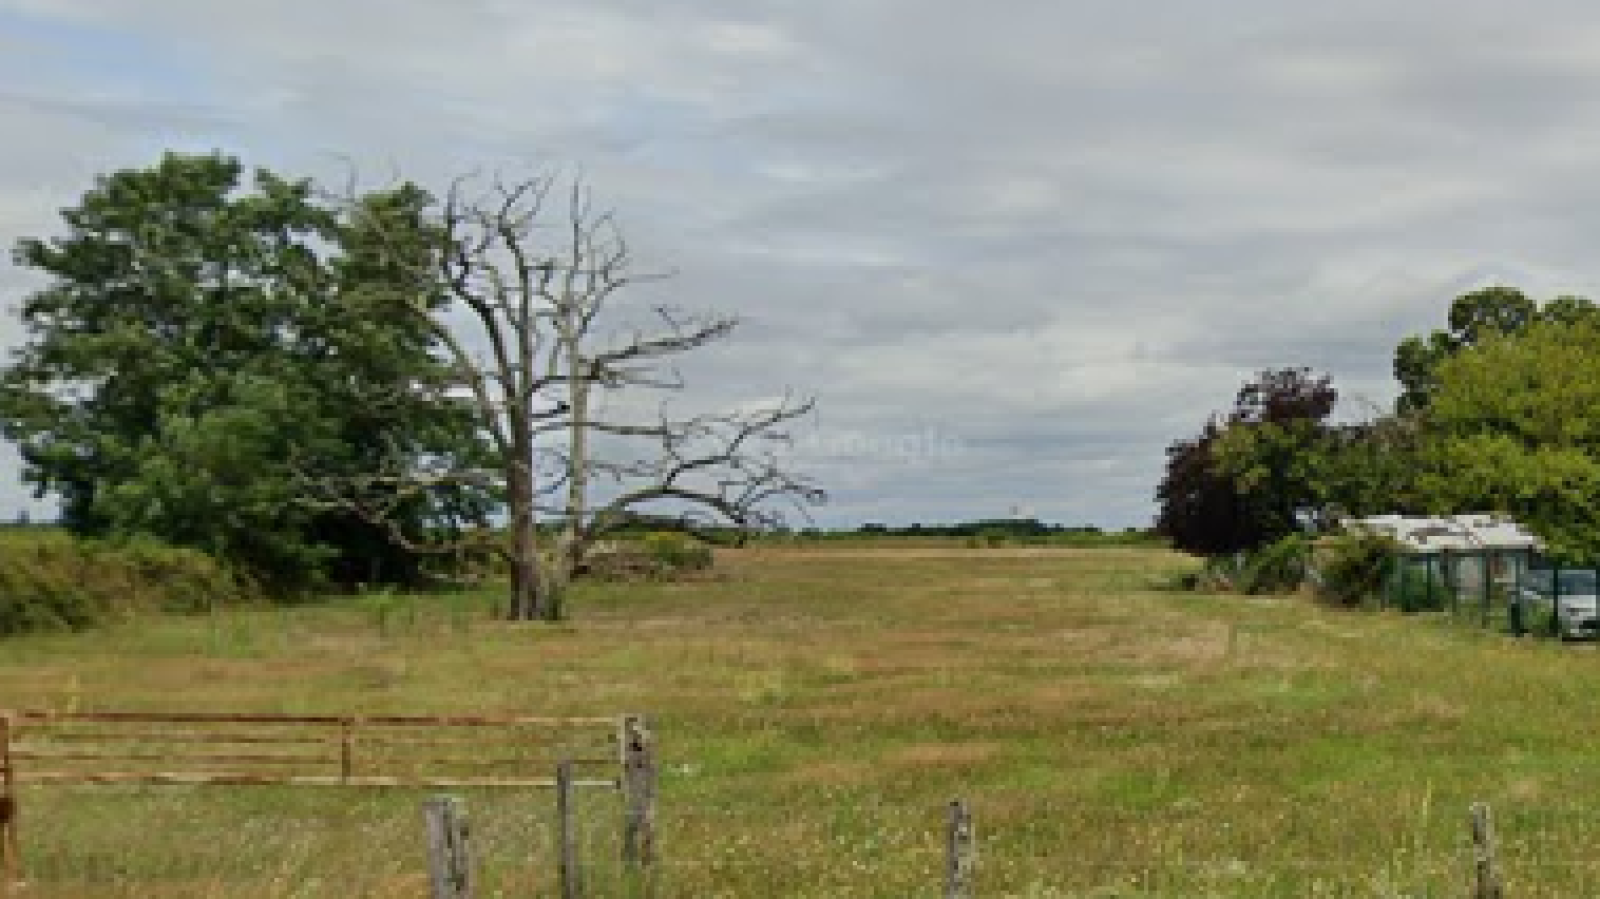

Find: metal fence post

[1481,552,1493,628]
[1444,549,1458,617]
[1551,561,1564,638]
[423,796,473,899]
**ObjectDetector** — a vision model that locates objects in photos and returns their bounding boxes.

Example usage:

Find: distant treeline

[783,519,1163,545]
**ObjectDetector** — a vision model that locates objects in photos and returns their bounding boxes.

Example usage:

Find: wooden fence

[934,799,1507,899]
[0,709,655,888]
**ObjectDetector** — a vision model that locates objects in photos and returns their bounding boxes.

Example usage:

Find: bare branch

[314,167,821,619]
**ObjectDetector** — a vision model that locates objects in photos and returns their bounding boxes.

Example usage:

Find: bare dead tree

[310,171,821,621]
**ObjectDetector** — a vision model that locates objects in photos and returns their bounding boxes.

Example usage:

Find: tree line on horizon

[844,520,1153,539]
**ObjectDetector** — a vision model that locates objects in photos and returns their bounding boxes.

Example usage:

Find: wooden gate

[0,709,655,887]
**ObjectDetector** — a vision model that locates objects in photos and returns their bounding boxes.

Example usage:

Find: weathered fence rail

[0,709,654,888]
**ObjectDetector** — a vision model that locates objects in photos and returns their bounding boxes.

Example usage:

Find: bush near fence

[0,533,255,637]
[1312,533,1398,607]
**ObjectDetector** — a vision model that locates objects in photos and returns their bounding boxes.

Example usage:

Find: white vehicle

[1517,568,1600,640]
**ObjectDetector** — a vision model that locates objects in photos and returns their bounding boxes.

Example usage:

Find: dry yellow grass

[4,544,1600,895]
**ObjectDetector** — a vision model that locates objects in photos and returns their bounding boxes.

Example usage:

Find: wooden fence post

[557,760,583,899]
[339,717,356,784]
[0,714,19,890]
[620,714,656,892]
[1470,802,1504,899]
[946,799,975,898]
[423,796,473,899]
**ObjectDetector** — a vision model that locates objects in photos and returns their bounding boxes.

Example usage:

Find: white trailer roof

[1343,513,1542,554]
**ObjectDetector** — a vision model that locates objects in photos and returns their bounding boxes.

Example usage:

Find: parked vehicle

[1517,568,1600,639]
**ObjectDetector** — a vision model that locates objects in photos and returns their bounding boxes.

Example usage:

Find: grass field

[4,544,1600,896]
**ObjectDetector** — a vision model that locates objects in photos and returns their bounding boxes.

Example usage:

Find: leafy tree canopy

[0,153,487,590]
[1155,367,1336,556]
[1416,316,1600,560]
[1311,414,1429,520]
[1394,286,1599,412]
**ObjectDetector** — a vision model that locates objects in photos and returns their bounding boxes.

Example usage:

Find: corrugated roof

[1343,513,1542,553]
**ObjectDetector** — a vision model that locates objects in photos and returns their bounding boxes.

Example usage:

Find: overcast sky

[5,2,1600,528]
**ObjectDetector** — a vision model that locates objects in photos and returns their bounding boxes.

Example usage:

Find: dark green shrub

[0,533,255,637]
[1190,535,1309,594]
[1237,534,1309,594]
[1314,533,1396,607]
[967,528,1010,547]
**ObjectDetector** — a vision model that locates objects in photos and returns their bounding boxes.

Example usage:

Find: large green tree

[1155,367,1337,556]
[0,153,486,590]
[1393,286,1599,412]
[1415,317,1600,560]
[1311,413,1429,519]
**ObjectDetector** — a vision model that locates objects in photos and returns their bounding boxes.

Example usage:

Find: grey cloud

[0,87,235,134]
[8,1,1600,527]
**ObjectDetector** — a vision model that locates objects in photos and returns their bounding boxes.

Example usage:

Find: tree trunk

[540,307,585,624]
[562,386,589,583]
[504,464,546,621]
[507,553,542,621]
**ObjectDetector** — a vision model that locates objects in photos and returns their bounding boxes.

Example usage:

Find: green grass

[3,545,1600,895]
